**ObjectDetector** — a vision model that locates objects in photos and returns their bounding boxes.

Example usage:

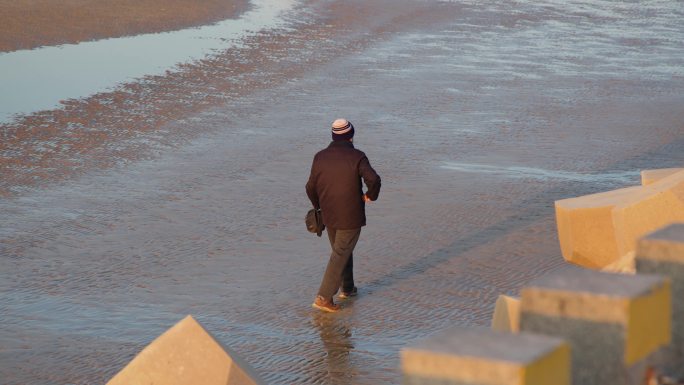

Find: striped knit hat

[331,118,355,141]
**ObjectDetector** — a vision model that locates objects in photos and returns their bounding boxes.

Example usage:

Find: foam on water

[441,162,639,184]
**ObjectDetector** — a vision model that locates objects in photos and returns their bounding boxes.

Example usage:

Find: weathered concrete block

[636,223,684,378]
[641,168,684,186]
[491,294,520,333]
[520,269,671,385]
[600,251,636,274]
[401,326,570,385]
[555,169,684,269]
[107,315,265,385]
[556,186,640,268]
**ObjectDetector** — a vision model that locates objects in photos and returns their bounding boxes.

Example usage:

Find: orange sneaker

[312,295,340,313]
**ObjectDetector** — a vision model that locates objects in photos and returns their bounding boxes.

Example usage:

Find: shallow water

[0,0,295,122]
[441,162,639,184]
[1,0,683,384]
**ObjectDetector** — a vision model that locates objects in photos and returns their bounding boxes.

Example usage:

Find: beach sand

[0,0,250,52]
[1,0,683,384]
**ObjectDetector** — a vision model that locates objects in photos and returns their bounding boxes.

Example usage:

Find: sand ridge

[0,0,251,52]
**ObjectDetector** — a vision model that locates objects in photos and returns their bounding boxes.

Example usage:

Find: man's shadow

[363,137,684,293]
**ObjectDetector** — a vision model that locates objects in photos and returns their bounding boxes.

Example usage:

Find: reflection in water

[311,312,354,384]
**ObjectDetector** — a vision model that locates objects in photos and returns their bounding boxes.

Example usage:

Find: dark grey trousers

[317,228,360,300]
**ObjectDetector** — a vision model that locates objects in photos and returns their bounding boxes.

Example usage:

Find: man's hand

[362,194,371,203]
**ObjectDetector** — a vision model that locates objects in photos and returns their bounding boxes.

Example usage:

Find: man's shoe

[338,286,358,299]
[312,295,340,313]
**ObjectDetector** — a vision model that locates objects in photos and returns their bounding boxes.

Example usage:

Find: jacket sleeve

[305,159,320,209]
[359,156,381,201]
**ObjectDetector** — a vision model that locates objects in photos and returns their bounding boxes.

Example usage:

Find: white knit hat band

[331,118,353,135]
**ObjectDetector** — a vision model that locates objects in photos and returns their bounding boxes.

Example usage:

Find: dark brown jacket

[306,141,381,230]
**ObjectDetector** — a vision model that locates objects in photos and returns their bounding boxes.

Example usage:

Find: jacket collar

[328,140,354,149]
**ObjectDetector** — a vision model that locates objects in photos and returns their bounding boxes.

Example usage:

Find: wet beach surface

[1,0,684,384]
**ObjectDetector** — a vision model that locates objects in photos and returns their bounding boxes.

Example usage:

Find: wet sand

[0,0,250,52]
[1,0,684,384]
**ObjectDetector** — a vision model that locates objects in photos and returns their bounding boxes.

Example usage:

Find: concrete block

[641,168,684,186]
[107,315,265,385]
[555,169,684,269]
[401,326,570,385]
[600,251,636,274]
[636,223,684,378]
[520,269,671,385]
[491,295,520,333]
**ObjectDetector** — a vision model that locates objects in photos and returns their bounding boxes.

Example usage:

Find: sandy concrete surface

[1,0,683,384]
[107,315,265,385]
[556,170,684,269]
[402,326,570,385]
[0,0,250,52]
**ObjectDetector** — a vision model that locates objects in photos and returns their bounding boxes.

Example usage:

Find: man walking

[306,118,381,312]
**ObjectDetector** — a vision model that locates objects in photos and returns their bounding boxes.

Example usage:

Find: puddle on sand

[0,0,296,123]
